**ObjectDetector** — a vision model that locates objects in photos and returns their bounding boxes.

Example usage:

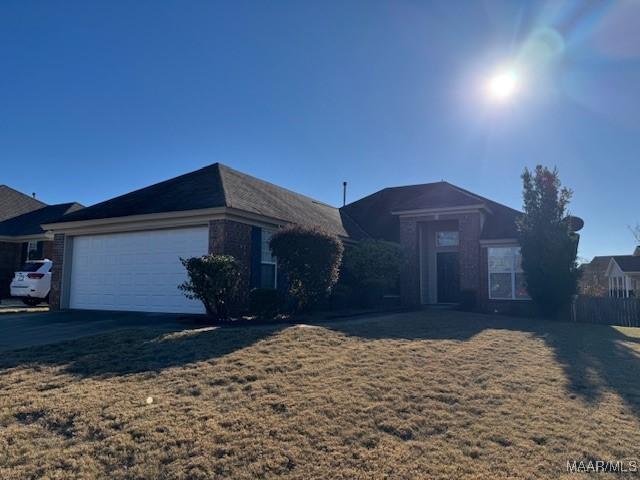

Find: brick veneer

[209,219,253,311]
[399,211,482,306]
[49,233,65,310]
[399,219,420,306]
[42,240,54,260]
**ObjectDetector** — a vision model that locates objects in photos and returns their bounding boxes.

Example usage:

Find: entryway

[436,251,460,303]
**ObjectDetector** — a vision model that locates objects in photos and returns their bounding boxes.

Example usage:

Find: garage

[69,227,208,313]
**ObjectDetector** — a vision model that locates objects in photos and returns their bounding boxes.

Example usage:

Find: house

[579,256,613,296]
[341,181,537,313]
[43,163,366,313]
[0,201,84,297]
[43,163,577,314]
[0,185,70,298]
[604,248,640,298]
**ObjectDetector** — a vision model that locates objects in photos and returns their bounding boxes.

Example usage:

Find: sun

[486,69,519,102]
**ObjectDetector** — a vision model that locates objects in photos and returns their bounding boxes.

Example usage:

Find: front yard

[2,309,640,479]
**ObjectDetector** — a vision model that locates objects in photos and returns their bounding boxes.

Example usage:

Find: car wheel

[22,298,41,306]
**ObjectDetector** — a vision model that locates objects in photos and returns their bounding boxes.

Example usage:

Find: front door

[437,252,460,303]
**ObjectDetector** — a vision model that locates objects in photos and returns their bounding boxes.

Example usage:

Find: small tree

[343,239,404,306]
[179,254,241,320]
[269,225,344,311]
[518,165,580,317]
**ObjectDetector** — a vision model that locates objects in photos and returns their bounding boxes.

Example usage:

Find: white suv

[10,259,53,306]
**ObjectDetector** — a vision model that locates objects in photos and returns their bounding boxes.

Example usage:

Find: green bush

[179,254,241,320]
[269,225,344,311]
[342,239,404,307]
[249,288,285,319]
[518,165,580,317]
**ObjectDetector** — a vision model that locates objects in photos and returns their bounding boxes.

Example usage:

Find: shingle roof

[612,256,640,273]
[341,181,522,242]
[0,203,84,236]
[54,163,367,239]
[0,185,46,222]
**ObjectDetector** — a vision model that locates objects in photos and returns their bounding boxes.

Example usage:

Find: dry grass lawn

[2,309,640,479]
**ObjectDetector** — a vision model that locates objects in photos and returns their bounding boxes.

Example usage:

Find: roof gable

[0,185,46,222]
[341,181,522,241]
[609,256,640,274]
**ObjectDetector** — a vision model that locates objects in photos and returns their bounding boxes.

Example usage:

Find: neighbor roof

[54,163,367,239]
[0,185,46,222]
[341,181,522,242]
[612,256,640,273]
[0,203,84,237]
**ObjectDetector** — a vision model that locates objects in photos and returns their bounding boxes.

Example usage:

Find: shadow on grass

[322,309,640,416]
[0,323,283,377]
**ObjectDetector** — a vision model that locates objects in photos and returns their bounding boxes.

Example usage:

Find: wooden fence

[571,296,640,327]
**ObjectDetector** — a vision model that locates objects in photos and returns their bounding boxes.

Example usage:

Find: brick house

[43,163,574,314]
[0,198,83,298]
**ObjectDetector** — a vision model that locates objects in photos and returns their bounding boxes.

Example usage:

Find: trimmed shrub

[342,239,404,307]
[249,288,285,319]
[269,225,344,311]
[179,254,241,320]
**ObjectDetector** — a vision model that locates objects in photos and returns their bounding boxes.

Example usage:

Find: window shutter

[250,226,262,288]
[36,241,44,260]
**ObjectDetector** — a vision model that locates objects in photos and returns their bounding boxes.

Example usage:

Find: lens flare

[486,69,519,102]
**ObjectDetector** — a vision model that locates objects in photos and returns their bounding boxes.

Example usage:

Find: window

[27,240,39,260]
[260,229,277,289]
[488,247,529,300]
[436,231,459,247]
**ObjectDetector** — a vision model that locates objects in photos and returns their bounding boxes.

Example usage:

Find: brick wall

[0,242,22,299]
[208,219,253,311]
[42,240,54,260]
[49,234,65,310]
[399,212,482,306]
[399,218,420,306]
[457,212,481,292]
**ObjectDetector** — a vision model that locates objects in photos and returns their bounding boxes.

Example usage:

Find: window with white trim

[260,229,277,289]
[488,246,529,300]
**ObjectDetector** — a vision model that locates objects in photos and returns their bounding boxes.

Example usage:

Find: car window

[19,262,45,272]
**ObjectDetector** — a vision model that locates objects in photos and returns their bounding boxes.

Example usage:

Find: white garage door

[69,227,208,313]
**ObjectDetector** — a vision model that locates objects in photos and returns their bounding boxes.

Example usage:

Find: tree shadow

[0,322,283,378]
[320,309,640,416]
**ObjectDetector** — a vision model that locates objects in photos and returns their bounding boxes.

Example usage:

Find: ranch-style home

[41,163,556,314]
[0,185,82,297]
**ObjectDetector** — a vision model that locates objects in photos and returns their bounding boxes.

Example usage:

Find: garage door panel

[69,227,208,313]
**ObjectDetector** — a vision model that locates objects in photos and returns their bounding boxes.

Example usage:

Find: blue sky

[1,0,638,260]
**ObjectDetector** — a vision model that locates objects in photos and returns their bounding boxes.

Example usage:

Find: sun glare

[486,69,519,102]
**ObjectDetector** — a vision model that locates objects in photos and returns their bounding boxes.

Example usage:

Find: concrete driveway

[0,310,203,352]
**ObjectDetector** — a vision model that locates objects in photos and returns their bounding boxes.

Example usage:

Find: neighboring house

[43,163,579,314]
[578,256,612,296]
[605,249,640,298]
[0,185,49,298]
[0,185,46,222]
[0,202,84,297]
